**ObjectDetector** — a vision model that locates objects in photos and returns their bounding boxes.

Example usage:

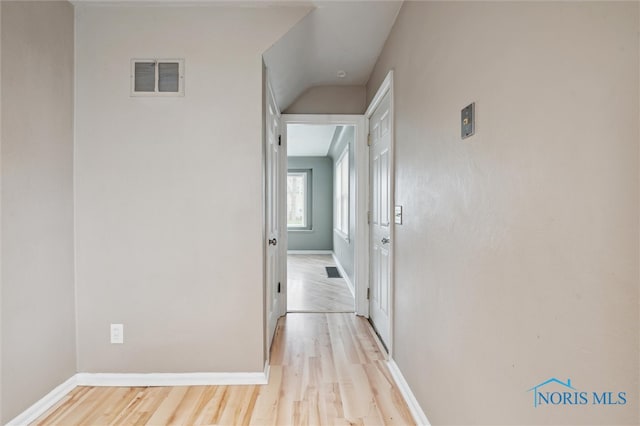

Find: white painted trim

[277,90,288,332]
[287,250,332,255]
[365,70,395,355]
[353,116,369,318]
[331,252,354,297]
[365,70,394,118]
[6,363,271,425]
[281,114,368,317]
[263,360,271,383]
[286,171,309,229]
[333,228,349,243]
[282,114,364,126]
[387,359,431,426]
[5,375,77,426]
[76,367,270,387]
[334,145,350,238]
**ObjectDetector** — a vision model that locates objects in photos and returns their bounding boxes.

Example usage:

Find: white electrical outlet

[110,323,124,344]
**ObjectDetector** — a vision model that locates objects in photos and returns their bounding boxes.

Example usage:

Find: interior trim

[387,359,431,426]
[5,375,77,426]
[332,252,355,297]
[6,363,270,424]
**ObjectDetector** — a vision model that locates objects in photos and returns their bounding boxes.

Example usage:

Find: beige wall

[367,1,639,425]
[284,85,366,115]
[75,5,308,373]
[1,1,76,423]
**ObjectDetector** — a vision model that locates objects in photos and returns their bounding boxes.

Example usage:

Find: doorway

[286,123,356,313]
[281,115,369,317]
[264,74,395,358]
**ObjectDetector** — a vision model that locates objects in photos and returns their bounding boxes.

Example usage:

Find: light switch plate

[395,205,403,225]
[461,102,475,139]
[110,323,124,344]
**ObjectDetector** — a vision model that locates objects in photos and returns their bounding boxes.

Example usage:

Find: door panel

[380,245,390,315]
[369,91,392,348]
[380,149,389,226]
[266,82,284,351]
[372,153,380,225]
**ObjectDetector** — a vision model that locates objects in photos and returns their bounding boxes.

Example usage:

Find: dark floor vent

[325,266,341,278]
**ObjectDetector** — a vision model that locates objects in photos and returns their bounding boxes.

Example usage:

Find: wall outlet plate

[110,323,124,344]
[461,102,475,139]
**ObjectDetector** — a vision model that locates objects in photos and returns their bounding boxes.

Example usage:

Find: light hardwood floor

[287,255,354,313]
[33,313,414,426]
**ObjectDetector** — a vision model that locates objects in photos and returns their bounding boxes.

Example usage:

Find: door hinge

[278,135,281,146]
[366,287,370,300]
[367,133,372,146]
[367,211,371,225]
[277,282,281,293]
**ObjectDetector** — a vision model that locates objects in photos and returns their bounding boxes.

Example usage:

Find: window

[287,171,310,229]
[131,59,184,96]
[335,148,349,238]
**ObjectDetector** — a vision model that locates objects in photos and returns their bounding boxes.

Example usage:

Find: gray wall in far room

[328,126,355,284]
[287,156,333,251]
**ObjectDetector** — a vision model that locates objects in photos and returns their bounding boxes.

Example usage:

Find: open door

[367,71,394,352]
[266,78,286,351]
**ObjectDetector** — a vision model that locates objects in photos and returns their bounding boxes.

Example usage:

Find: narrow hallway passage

[33,313,414,425]
[287,255,355,312]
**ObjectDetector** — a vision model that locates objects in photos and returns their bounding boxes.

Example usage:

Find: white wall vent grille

[131,59,184,96]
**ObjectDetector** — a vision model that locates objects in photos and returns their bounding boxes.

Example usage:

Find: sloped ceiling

[287,124,340,156]
[263,1,402,111]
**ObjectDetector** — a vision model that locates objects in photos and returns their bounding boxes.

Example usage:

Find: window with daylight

[131,59,184,96]
[287,171,310,229]
[335,148,349,239]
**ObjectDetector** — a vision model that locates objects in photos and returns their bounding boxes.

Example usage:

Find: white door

[266,82,285,350]
[369,91,392,349]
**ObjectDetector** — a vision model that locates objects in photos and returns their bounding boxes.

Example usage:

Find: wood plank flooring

[33,313,414,426]
[287,255,354,313]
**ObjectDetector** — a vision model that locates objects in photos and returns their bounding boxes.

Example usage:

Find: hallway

[33,313,414,425]
[287,255,355,313]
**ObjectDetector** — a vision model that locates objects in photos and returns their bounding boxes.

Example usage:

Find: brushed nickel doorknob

[268,238,278,246]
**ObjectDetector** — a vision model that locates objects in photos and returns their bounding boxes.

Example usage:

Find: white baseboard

[387,359,431,426]
[77,365,270,387]
[287,250,333,255]
[6,364,271,424]
[5,375,77,426]
[331,253,355,297]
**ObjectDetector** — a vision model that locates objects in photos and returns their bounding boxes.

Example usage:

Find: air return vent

[131,59,184,96]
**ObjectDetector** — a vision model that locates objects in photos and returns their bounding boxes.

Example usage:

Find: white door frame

[280,114,369,317]
[365,70,395,357]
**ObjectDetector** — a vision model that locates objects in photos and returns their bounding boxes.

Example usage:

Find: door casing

[264,71,394,358]
[280,114,369,317]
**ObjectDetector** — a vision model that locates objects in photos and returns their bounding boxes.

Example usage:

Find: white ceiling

[287,124,341,157]
[263,1,402,111]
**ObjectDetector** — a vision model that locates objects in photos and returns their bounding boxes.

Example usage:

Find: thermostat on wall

[461,102,475,139]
